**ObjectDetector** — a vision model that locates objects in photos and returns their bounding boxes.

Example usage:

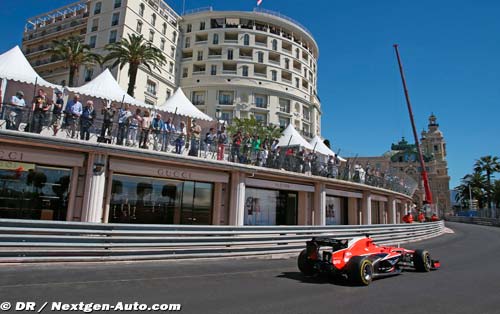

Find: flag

[257,0,263,6]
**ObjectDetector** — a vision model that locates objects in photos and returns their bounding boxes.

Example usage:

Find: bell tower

[421,114,450,215]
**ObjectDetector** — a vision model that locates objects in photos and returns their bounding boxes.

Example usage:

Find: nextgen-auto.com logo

[0,301,181,313]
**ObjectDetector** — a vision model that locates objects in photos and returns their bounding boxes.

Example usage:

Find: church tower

[421,114,451,214]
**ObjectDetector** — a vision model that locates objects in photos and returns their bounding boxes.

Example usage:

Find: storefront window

[326,196,348,225]
[245,188,297,225]
[109,174,213,225]
[0,163,71,220]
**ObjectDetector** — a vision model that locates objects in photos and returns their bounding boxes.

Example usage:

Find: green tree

[474,155,500,209]
[104,34,166,97]
[226,117,282,142]
[493,180,500,209]
[49,37,101,87]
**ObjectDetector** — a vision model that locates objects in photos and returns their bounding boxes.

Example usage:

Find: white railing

[0,219,445,263]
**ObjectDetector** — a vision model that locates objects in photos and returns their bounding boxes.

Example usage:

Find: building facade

[0,131,412,226]
[21,2,321,137]
[351,114,451,215]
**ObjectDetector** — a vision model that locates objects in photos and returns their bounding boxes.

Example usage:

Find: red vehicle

[298,236,440,286]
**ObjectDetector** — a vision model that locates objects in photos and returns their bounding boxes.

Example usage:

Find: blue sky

[2,0,500,188]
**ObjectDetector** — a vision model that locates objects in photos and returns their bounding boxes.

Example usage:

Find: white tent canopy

[157,88,213,121]
[66,69,148,108]
[309,135,347,161]
[0,46,61,89]
[277,124,314,150]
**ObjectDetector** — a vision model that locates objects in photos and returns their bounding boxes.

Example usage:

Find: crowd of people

[0,88,413,196]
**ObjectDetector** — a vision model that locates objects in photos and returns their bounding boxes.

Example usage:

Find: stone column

[362,191,372,225]
[65,166,80,222]
[81,153,107,223]
[229,171,246,226]
[102,170,114,224]
[212,182,223,225]
[297,191,308,225]
[388,197,397,224]
[313,183,326,226]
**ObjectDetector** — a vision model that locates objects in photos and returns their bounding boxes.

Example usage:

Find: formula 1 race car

[298,236,440,286]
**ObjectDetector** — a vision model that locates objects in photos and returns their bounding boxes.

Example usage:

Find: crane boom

[393,44,433,205]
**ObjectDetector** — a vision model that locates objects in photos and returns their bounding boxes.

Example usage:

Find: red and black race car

[298,236,440,285]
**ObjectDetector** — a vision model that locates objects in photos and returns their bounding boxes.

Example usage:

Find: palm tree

[49,37,101,87]
[104,34,166,97]
[493,180,500,210]
[474,155,500,209]
[454,172,488,209]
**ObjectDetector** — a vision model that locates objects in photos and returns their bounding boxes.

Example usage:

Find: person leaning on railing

[139,110,151,149]
[80,100,96,141]
[51,90,64,136]
[162,117,176,152]
[189,119,201,157]
[99,102,116,142]
[7,91,26,130]
[66,94,82,139]
[31,89,50,134]
[175,121,187,154]
[151,113,164,151]
[216,125,227,161]
[116,104,131,146]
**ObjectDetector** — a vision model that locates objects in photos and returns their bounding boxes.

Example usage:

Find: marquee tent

[276,124,314,150]
[157,88,213,121]
[309,135,346,161]
[0,46,61,89]
[66,69,148,108]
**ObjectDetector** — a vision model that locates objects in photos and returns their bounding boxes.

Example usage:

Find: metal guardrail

[446,216,500,227]
[0,219,445,263]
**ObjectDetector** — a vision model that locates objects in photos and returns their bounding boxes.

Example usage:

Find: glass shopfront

[109,174,213,225]
[325,196,348,225]
[0,162,71,220]
[244,188,298,225]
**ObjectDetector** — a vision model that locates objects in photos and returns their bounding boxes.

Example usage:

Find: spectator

[216,125,227,161]
[162,117,176,152]
[7,91,26,130]
[100,102,116,142]
[51,90,64,136]
[189,119,202,157]
[241,133,252,164]
[31,89,49,133]
[431,213,439,222]
[204,127,216,158]
[116,104,132,145]
[80,100,96,141]
[151,113,164,151]
[127,108,142,147]
[251,135,261,163]
[139,110,151,149]
[175,121,187,154]
[231,130,242,162]
[66,94,82,138]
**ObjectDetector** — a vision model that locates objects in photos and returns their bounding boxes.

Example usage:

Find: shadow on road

[277,272,360,287]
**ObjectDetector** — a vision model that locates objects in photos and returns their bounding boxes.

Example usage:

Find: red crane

[393,44,433,205]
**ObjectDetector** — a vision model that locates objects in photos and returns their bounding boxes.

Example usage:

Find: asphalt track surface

[0,222,499,314]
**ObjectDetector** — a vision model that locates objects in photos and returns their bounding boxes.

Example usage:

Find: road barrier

[446,216,500,227]
[0,219,445,263]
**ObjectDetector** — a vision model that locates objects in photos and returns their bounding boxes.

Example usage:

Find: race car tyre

[413,249,432,272]
[348,256,373,286]
[298,249,315,276]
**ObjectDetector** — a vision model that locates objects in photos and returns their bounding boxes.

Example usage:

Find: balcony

[219,100,234,106]
[192,71,206,76]
[192,100,205,106]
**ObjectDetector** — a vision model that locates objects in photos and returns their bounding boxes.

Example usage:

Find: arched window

[139,3,145,17]
[162,23,167,35]
[151,14,156,26]
[242,66,249,77]
[295,48,300,59]
[272,39,278,51]
[243,34,250,46]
